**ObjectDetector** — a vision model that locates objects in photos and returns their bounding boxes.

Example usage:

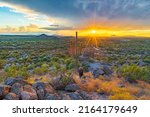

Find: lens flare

[91,30,96,34]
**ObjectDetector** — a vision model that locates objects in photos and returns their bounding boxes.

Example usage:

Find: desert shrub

[118,64,150,83]
[34,64,49,75]
[60,66,67,72]
[18,67,29,79]
[110,92,135,100]
[5,65,29,79]
[0,76,4,83]
[52,62,61,70]
[61,74,74,86]
[51,57,59,62]
[5,65,19,78]
[65,58,76,70]
[143,57,150,64]
[41,64,49,73]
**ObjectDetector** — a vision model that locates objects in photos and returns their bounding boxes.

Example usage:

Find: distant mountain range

[0,34,73,40]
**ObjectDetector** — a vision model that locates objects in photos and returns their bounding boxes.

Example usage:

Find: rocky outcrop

[0,78,107,100]
[88,62,113,78]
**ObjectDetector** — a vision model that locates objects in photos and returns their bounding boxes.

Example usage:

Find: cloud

[2,0,150,20]
[41,25,75,31]
[0,1,71,26]
[1,0,150,34]
[0,24,43,33]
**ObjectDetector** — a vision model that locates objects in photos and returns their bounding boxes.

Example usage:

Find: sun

[91,30,97,34]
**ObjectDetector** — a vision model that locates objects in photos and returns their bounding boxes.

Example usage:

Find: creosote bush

[5,65,29,79]
[34,63,49,75]
[118,64,150,83]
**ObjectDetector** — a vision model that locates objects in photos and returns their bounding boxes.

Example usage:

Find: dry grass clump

[74,73,136,100]
[110,92,135,100]
[26,74,51,84]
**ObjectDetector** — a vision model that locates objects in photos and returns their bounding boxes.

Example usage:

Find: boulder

[33,82,46,89]
[0,85,11,99]
[4,93,19,100]
[51,76,65,90]
[21,91,37,100]
[4,78,17,86]
[45,85,54,94]
[77,90,92,100]
[44,93,59,100]
[5,78,29,86]
[65,84,80,92]
[88,62,113,78]
[59,92,71,100]
[67,92,83,100]
[88,62,104,78]
[93,69,105,78]
[11,83,23,96]
[102,66,113,76]
[37,89,45,100]
[33,82,54,94]
[23,85,36,93]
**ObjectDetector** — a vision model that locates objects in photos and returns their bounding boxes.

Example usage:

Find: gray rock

[5,78,29,86]
[77,90,92,100]
[11,83,23,96]
[21,91,37,100]
[4,78,17,86]
[23,85,37,94]
[88,62,113,78]
[4,93,19,100]
[102,66,113,76]
[93,69,105,78]
[7,57,16,62]
[33,82,54,93]
[59,92,71,100]
[20,91,31,100]
[0,85,11,99]
[44,93,59,100]
[51,76,65,90]
[65,84,80,92]
[68,92,83,100]
[37,89,45,100]
[33,82,47,89]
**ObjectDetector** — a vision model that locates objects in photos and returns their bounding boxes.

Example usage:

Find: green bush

[0,76,4,83]
[65,58,76,70]
[118,64,150,83]
[34,63,49,75]
[5,65,29,79]
[61,74,74,86]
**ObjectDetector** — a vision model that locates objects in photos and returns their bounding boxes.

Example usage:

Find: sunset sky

[0,0,150,37]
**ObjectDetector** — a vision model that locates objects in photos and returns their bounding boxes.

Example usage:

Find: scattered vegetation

[118,64,150,83]
[0,35,150,100]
